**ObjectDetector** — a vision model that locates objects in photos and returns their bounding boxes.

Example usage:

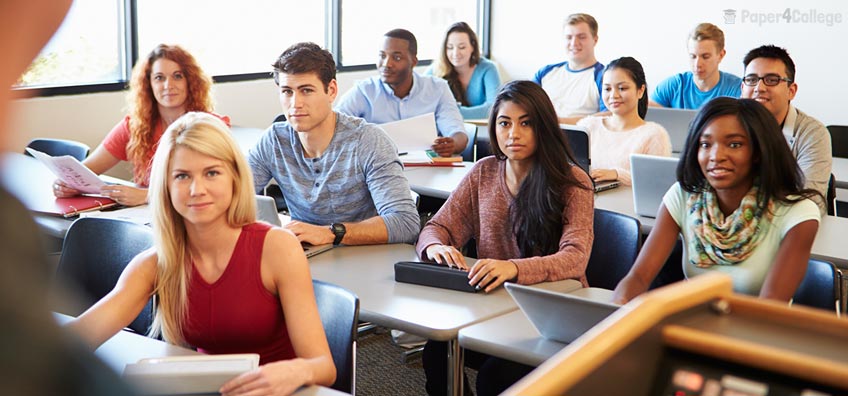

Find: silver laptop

[255,195,332,257]
[505,283,619,344]
[630,154,679,218]
[644,107,698,154]
[561,125,621,193]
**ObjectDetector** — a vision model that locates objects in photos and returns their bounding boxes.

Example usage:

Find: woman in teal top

[428,22,501,119]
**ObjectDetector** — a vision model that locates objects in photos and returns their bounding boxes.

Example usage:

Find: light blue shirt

[425,58,501,119]
[334,72,467,138]
[651,71,742,109]
[247,112,420,244]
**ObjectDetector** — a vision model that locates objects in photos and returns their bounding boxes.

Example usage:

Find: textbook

[123,353,259,395]
[401,149,463,166]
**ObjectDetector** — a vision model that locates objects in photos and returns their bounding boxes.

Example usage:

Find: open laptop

[505,283,619,344]
[561,125,621,193]
[255,195,333,258]
[644,107,698,154]
[630,154,679,218]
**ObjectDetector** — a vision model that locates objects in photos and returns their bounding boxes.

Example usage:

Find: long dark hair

[603,56,648,119]
[677,97,820,209]
[488,80,590,257]
[433,22,480,105]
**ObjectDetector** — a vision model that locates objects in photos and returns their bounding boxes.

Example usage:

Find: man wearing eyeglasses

[741,44,832,214]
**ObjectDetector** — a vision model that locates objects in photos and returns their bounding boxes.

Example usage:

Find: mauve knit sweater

[416,157,594,286]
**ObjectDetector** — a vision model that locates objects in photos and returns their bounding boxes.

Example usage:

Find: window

[136,0,326,77]
[16,0,127,89]
[339,0,479,67]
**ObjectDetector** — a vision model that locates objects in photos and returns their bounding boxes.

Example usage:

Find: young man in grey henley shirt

[249,42,420,245]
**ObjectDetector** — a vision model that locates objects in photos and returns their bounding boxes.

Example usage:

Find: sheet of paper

[378,112,437,152]
[26,147,107,194]
[80,205,152,225]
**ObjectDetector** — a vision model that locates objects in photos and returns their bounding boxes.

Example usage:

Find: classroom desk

[53,314,347,396]
[306,243,582,396]
[403,162,473,200]
[0,153,74,239]
[457,287,613,367]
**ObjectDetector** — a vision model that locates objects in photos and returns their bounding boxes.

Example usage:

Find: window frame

[15,0,491,97]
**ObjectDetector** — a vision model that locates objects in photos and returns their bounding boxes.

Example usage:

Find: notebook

[505,283,619,344]
[561,125,621,193]
[630,154,679,218]
[644,107,698,154]
[123,353,259,395]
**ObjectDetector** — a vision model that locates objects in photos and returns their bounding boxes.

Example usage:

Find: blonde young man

[650,23,742,109]
[533,13,607,124]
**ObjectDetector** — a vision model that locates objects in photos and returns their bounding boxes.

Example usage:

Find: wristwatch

[330,223,346,246]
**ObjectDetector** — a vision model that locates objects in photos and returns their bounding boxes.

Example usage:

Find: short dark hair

[271,42,336,91]
[384,28,418,57]
[678,97,819,210]
[742,44,795,83]
[604,56,648,119]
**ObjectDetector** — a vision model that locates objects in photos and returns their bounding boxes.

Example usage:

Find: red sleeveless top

[183,222,295,365]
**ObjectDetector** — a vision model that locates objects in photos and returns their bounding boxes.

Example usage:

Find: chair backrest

[793,258,841,313]
[55,217,154,334]
[827,125,848,158]
[461,123,478,162]
[313,279,359,394]
[476,126,493,160]
[25,138,90,161]
[585,209,642,290]
[827,173,836,216]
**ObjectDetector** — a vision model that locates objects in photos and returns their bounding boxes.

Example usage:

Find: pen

[398,152,408,156]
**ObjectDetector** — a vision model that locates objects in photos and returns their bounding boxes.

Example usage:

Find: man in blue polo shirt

[335,28,469,157]
[650,23,742,109]
[534,13,606,125]
[249,42,420,246]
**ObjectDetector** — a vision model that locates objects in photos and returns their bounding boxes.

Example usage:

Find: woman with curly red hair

[53,44,229,206]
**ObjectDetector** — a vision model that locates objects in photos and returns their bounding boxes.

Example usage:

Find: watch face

[332,223,346,234]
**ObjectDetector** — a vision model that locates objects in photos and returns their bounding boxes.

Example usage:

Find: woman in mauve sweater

[416,80,594,396]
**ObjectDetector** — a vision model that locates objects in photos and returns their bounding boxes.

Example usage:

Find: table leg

[447,338,464,396]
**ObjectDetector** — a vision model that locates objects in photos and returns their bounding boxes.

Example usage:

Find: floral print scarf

[686,184,774,268]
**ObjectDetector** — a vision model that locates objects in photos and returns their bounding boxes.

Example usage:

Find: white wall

[9,0,846,176]
[490,0,846,125]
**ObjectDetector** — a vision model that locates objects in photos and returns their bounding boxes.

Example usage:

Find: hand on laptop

[590,168,618,182]
[468,259,518,293]
[424,244,467,270]
[284,221,334,245]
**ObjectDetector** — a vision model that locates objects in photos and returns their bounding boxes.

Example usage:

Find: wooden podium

[504,273,848,395]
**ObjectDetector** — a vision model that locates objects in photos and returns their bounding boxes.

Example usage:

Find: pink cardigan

[416,157,594,286]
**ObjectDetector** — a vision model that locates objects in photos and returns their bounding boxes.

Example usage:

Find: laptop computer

[644,107,698,154]
[630,154,679,218]
[561,125,621,193]
[505,283,619,344]
[255,195,333,258]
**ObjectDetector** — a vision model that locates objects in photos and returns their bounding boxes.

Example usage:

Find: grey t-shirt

[248,112,420,244]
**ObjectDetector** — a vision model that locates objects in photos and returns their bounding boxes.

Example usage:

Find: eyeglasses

[742,74,793,86]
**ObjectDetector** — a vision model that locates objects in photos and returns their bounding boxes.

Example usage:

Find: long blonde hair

[146,112,256,345]
[127,44,214,186]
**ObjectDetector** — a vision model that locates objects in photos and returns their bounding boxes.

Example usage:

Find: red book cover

[31,196,118,218]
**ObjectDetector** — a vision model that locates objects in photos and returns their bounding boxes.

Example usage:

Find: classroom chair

[313,279,359,394]
[827,173,837,216]
[793,258,842,314]
[25,137,90,161]
[826,125,848,158]
[585,209,642,290]
[54,217,154,334]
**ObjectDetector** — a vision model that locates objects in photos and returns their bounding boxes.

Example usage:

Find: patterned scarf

[686,184,774,268]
